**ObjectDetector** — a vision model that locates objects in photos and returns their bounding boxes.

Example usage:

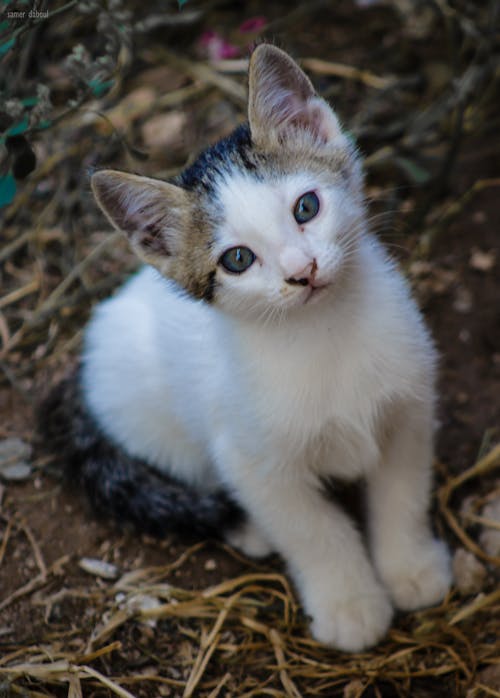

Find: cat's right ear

[248,44,344,150]
[91,170,190,270]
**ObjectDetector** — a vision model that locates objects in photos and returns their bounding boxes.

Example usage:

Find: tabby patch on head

[91,45,365,317]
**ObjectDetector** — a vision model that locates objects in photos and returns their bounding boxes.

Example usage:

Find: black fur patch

[179,123,260,195]
[38,370,244,539]
[202,269,217,303]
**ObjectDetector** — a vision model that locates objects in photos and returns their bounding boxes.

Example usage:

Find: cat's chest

[222,330,383,478]
[233,322,381,440]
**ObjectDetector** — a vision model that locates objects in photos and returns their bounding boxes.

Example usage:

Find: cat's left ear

[91,170,190,272]
[248,45,343,149]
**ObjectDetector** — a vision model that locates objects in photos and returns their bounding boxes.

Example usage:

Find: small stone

[79,557,119,579]
[0,438,32,470]
[452,548,487,595]
[126,593,161,628]
[476,665,500,691]
[126,593,161,614]
[453,286,473,313]
[479,498,500,557]
[472,211,487,225]
[469,248,495,272]
[0,437,31,482]
[409,260,432,277]
[344,679,365,698]
[0,463,32,481]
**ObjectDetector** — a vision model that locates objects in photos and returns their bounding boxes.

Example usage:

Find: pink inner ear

[274,97,332,144]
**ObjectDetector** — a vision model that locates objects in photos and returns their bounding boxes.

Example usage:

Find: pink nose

[285,258,318,286]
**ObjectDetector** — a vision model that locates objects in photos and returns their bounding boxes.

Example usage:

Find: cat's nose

[285,258,318,287]
[280,248,317,286]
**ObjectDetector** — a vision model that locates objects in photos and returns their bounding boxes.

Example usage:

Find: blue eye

[294,191,320,224]
[219,246,256,274]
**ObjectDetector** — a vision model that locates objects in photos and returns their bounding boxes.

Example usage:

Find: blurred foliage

[1,0,136,205]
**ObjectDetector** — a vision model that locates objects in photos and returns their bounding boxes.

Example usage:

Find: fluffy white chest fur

[83,234,428,485]
[72,45,452,652]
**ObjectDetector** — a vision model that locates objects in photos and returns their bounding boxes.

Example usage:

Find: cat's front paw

[381,539,452,611]
[309,583,393,653]
[225,521,274,558]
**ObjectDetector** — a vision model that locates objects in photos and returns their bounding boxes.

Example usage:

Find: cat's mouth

[303,282,330,305]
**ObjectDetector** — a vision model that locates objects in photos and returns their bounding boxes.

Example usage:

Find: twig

[0,279,40,310]
[20,519,47,580]
[158,49,247,106]
[207,672,231,698]
[183,594,239,698]
[449,588,500,626]
[79,665,137,698]
[415,178,500,258]
[0,554,70,611]
[0,516,14,568]
[439,444,500,565]
[35,231,122,314]
[301,58,394,90]
[269,628,303,698]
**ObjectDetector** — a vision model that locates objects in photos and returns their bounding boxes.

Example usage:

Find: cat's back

[80,266,218,476]
[84,265,211,362]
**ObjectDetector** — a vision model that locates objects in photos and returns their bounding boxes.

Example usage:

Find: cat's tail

[38,370,244,538]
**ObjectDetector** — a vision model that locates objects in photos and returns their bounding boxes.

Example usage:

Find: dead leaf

[469,248,496,272]
[99,87,157,132]
[141,111,187,151]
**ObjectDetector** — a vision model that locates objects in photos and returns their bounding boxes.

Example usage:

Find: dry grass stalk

[439,444,500,565]
[301,57,394,89]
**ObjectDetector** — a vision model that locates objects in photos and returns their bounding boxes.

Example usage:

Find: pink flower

[238,16,266,34]
[198,17,267,61]
[199,31,240,61]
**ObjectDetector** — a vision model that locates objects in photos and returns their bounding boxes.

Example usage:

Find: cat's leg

[225,517,274,558]
[367,402,452,611]
[216,450,393,651]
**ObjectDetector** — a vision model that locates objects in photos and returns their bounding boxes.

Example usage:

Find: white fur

[83,175,451,653]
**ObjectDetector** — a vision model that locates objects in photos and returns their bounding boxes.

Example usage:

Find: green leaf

[21,96,38,107]
[88,78,114,97]
[0,37,14,56]
[6,117,29,137]
[0,174,17,208]
[394,156,431,185]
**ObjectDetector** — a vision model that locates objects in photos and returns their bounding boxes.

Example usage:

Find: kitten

[42,45,451,652]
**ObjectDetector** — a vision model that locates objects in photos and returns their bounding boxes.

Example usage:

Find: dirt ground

[1,1,499,697]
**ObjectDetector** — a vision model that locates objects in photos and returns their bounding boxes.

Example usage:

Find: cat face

[91,45,365,319]
[210,167,363,319]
